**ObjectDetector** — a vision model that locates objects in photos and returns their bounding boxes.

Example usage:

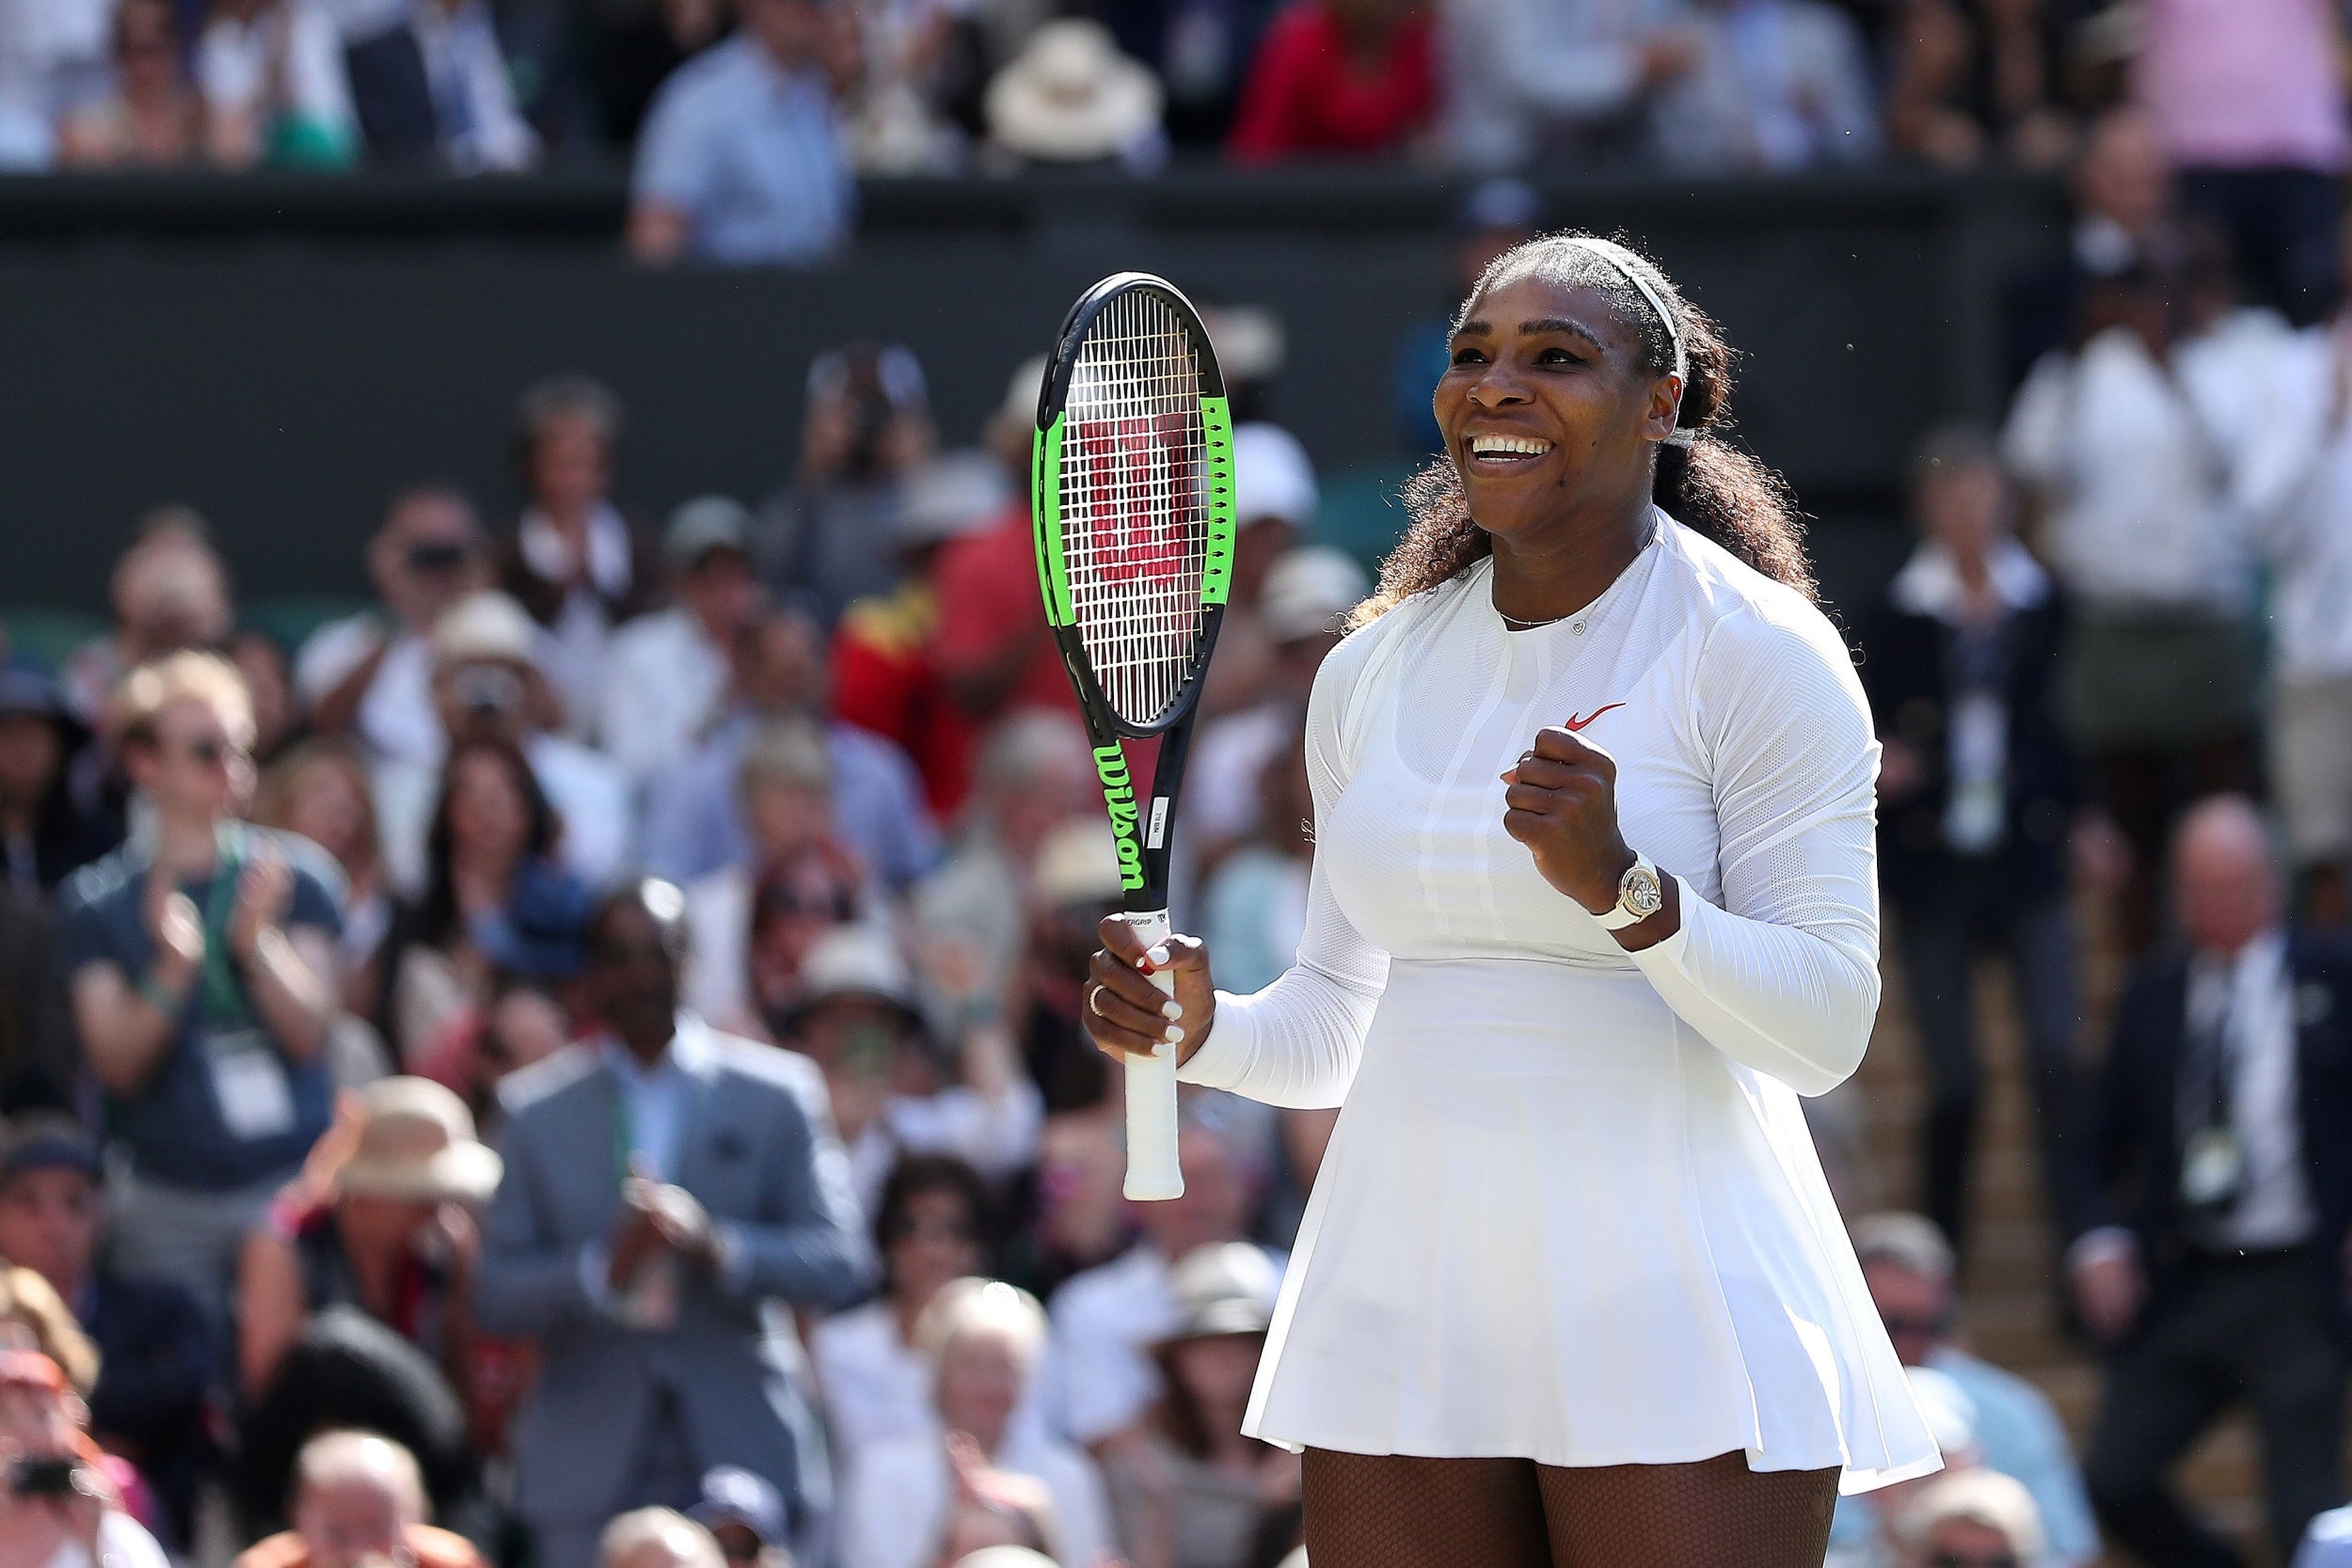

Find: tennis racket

[1033,273,1236,1201]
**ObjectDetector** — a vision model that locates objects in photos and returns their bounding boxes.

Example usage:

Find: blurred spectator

[1224,0,1437,164]
[627,0,858,266]
[2236,229,2352,927]
[2060,796,2352,1565]
[410,972,573,1140]
[832,451,1012,821]
[2007,104,2178,386]
[1017,824,1126,1116]
[2135,0,2345,325]
[376,734,591,1062]
[0,662,112,894]
[341,0,541,171]
[601,1508,727,1568]
[841,1277,1113,1568]
[0,888,76,1112]
[926,360,1071,733]
[1889,1468,2047,1568]
[256,739,394,1018]
[912,712,1096,1037]
[499,377,657,735]
[589,0,731,146]
[1859,429,2079,1256]
[812,1155,994,1457]
[1000,1115,1128,1303]
[1199,720,1311,998]
[1847,1212,2096,1566]
[233,631,302,766]
[0,1265,98,1400]
[0,1350,169,1568]
[56,653,342,1318]
[1195,433,1325,721]
[229,1430,487,1568]
[1049,1108,1275,1454]
[376,590,632,896]
[63,508,234,728]
[1883,0,2074,171]
[1392,177,1543,453]
[758,344,935,627]
[2002,259,2257,954]
[1186,546,1360,875]
[1101,1243,1295,1568]
[298,486,494,772]
[601,498,765,788]
[477,881,874,1568]
[0,1113,213,1549]
[686,1465,795,1568]
[56,0,213,169]
[1439,0,1698,171]
[643,608,936,893]
[233,1078,503,1426]
[775,927,1041,1208]
[196,0,358,168]
[982,21,1166,171]
[0,0,110,166]
[1650,0,1879,171]
[680,719,872,1033]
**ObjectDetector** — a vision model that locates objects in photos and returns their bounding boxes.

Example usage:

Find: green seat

[0,607,107,673]
[242,594,373,655]
[1311,457,1427,577]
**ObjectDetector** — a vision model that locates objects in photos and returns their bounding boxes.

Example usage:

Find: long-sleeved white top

[1178,513,1938,1491]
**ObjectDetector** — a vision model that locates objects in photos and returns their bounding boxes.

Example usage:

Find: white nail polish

[1148,945,1170,966]
[1164,1025,1186,1045]
[1161,999,1184,1021]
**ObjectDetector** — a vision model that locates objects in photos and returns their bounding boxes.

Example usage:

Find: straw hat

[338,1077,503,1205]
[431,591,540,672]
[1029,819,1125,911]
[986,21,1163,164]
[1160,1242,1280,1342]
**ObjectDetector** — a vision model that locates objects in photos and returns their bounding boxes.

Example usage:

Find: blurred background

[0,2,2347,1567]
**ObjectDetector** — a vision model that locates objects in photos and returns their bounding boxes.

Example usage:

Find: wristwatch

[1593,852,1664,931]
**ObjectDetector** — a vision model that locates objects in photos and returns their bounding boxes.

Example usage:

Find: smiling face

[1434,268,1681,553]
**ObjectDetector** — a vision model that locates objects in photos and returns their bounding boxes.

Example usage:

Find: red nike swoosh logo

[1563,703,1625,732]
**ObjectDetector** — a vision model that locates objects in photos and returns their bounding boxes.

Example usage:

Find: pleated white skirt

[1243,958,1942,1497]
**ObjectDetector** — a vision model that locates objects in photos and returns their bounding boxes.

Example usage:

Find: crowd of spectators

[0,0,2342,295]
[4,24,2352,1564]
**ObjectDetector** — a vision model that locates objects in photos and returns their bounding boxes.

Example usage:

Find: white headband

[1556,237,1694,448]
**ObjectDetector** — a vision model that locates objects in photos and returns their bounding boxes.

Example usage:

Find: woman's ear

[1646,373,1685,443]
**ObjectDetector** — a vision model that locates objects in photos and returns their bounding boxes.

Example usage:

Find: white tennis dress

[1176,511,1941,1495]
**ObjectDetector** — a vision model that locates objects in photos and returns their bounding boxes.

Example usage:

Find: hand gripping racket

[1033,273,1235,1201]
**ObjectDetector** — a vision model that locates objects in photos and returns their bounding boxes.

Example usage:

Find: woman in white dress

[1082,234,1939,1566]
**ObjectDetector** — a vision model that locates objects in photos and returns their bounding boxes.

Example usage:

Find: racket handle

[1119,908,1184,1202]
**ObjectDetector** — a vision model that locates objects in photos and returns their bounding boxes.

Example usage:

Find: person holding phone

[0,1350,167,1568]
[1083,234,1936,1566]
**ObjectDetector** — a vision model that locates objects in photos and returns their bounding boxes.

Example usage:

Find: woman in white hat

[232,1077,504,1415]
[1082,233,1937,1564]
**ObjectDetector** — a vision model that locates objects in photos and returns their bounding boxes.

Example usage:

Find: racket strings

[1061,289,1211,728]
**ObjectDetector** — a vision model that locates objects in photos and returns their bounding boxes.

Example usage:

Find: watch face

[1622,863,1663,917]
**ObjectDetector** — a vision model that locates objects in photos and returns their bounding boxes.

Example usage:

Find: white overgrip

[1118,907,1184,1200]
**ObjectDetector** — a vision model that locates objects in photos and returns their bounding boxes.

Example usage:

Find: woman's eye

[1449,346,1486,366]
[1537,347,1583,365]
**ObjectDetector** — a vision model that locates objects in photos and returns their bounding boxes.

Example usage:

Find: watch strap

[1593,854,1659,930]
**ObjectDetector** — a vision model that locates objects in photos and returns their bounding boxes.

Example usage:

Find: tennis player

[1082,233,1940,1566]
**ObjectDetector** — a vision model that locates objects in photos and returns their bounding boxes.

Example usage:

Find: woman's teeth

[1470,436,1552,459]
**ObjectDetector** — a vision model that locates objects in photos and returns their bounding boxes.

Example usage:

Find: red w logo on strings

[1076,415,1194,585]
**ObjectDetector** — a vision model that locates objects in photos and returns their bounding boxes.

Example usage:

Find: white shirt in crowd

[518,502,636,736]
[196,1,356,141]
[373,733,633,896]
[2003,324,2254,616]
[1045,1242,1283,1447]
[599,606,733,787]
[2238,319,2352,681]
[1441,0,1678,170]
[294,618,444,768]
[812,1300,1062,1461]
[839,1419,1115,1568]
[39,1512,171,1568]
[2185,927,2313,1252]
[1176,515,1936,1484]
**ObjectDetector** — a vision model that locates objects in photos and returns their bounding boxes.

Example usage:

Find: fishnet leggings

[1301,1448,1839,1568]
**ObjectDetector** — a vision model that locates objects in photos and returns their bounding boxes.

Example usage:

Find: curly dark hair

[1355,232,1815,627]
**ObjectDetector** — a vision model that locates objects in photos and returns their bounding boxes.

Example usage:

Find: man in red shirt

[1226,0,1437,164]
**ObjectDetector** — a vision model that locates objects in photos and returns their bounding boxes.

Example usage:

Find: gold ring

[1088,984,1107,1017]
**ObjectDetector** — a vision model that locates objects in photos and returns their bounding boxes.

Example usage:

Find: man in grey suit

[477,880,874,1568]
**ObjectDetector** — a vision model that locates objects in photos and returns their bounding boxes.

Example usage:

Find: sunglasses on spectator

[883,1213,977,1244]
[1929,1554,2017,1568]
[1878,1311,1953,1339]
[165,734,246,770]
